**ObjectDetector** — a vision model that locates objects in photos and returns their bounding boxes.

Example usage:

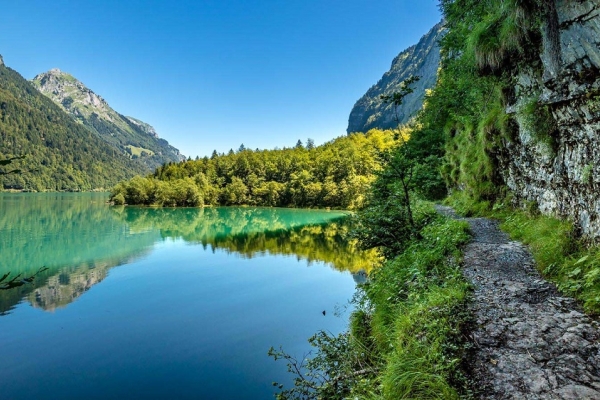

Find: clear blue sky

[0,1,441,158]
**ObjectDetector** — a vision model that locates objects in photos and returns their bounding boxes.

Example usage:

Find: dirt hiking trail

[436,206,600,399]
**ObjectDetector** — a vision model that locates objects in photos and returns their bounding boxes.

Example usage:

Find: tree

[350,77,426,258]
[221,177,248,205]
[377,76,421,228]
[379,75,420,125]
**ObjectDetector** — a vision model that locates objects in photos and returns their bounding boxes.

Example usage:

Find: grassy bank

[448,192,600,314]
[272,202,473,399]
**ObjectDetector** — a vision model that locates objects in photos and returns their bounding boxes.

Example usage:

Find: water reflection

[114,206,379,273]
[0,194,377,315]
[0,193,158,315]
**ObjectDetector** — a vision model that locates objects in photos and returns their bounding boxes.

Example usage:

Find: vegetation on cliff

[273,0,600,397]
[434,0,600,314]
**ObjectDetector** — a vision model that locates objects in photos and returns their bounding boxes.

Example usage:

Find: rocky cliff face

[32,69,184,170]
[500,0,600,238]
[347,22,444,134]
[125,116,159,138]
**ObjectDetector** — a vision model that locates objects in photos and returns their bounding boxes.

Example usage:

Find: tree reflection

[0,196,378,315]
[0,267,48,290]
[113,206,380,273]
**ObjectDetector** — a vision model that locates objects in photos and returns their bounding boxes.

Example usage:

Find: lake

[0,193,373,399]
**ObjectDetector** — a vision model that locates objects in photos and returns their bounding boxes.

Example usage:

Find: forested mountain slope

[0,57,146,191]
[32,69,184,171]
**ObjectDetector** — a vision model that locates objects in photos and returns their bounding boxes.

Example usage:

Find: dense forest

[0,63,146,191]
[110,129,407,209]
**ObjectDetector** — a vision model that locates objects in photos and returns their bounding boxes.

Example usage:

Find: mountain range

[31,69,184,170]
[1,21,444,191]
[0,56,183,191]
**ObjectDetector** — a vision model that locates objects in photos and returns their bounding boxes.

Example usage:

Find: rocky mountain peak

[125,116,159,138]
[32,69,109,115]
[30,68,184,169]
[0,54,4,66]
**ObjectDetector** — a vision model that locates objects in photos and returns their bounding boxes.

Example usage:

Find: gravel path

[436,206,600,399]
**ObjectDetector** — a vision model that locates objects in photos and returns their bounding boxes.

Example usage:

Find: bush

[112,192,125,205]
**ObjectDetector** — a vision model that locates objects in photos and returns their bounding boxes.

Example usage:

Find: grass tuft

[352,204,473,398]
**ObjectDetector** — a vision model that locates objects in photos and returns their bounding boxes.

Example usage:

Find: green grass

[350,203,473,398]
[271,202,474,399]
[447,193,600,314]
[125,145,154,157]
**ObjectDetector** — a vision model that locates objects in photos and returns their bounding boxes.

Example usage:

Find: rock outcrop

[500,0,600,238]
[125,116,159,138]
[347,22,444,134]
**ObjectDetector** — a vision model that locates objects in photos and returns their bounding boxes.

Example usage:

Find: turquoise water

[0,193,368,399]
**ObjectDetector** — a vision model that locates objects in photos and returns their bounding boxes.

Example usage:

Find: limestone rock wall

[347,22,444,134]
[501,0,600,238]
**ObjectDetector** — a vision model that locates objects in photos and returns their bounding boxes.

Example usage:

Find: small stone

[554,384,600,400]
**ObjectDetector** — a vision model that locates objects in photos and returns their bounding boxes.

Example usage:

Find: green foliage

[112,192,125,205]
[112,176,202,207]
[499,210,600,314]
[517,96,557,151]
[0,155,24,176]
[125,145,154,157]
[463,0,540,73]
[581,163,594,184]
[112,129,398,209]
[351,125,448,258]
[380,76,421,120]
[272,204,473,398]
[366,215,472,399]
[421,0,552,206]
[269,330,375,400]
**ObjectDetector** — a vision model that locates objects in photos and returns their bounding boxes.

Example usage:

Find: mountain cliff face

[498,0,600,238]
[31,69,184,170]
[347,22,444,134]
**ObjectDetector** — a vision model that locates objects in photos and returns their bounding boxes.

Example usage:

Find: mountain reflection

[0,193,157,315]
[1,193,377,315]
[113,206,379,273]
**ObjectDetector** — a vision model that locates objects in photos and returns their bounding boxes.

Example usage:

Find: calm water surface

[0,193,373,399]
